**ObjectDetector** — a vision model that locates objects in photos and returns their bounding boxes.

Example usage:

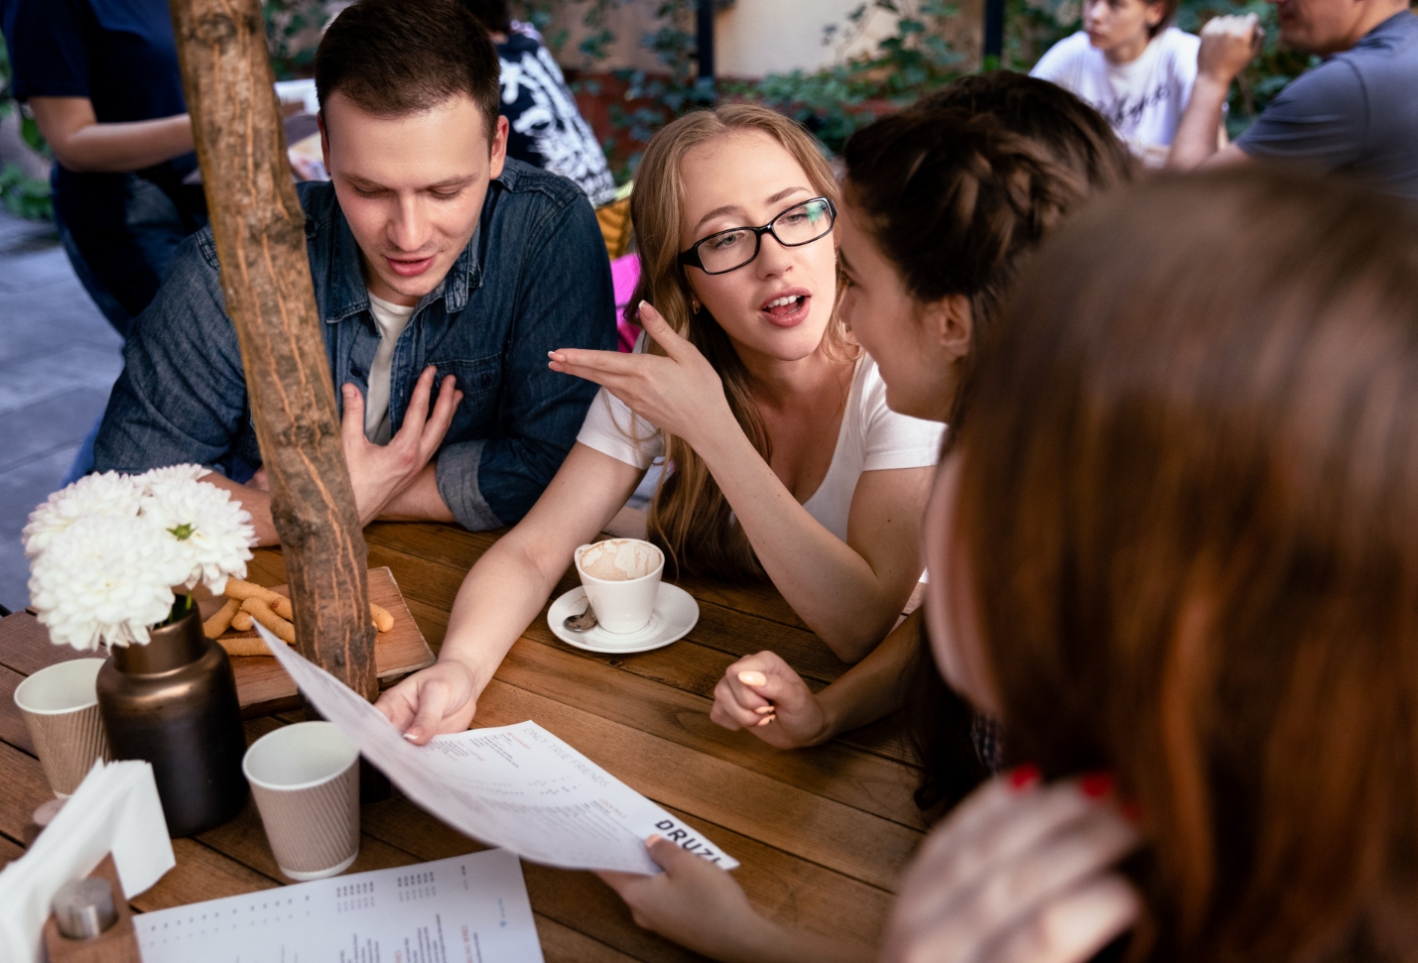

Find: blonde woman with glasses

[377,104,944,742]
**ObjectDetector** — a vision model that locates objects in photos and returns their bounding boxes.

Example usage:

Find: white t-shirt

[1030,27,1200,153]
[575,354,946,542]
[365,292,417,444]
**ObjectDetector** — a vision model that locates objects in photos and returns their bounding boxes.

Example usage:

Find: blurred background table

[0,521,925,962]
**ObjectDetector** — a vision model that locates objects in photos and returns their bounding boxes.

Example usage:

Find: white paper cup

[243,722,360,881]
[574,538,664,634]
[13,659,111,798]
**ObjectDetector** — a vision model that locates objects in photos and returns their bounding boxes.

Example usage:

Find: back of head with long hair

[954,168,1418,962]
[630,105,852,581]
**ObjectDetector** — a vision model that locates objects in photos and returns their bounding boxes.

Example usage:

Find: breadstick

[239,597,296,646]
[202,598,242,639]
[231,610,253,632]
[222,578,285,607]
[268,592,395,633]
[370,602,395,633]
[218,635,274,657]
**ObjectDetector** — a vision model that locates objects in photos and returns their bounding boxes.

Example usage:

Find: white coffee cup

[573,538,664,634]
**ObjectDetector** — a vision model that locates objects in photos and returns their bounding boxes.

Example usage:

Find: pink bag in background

[612,253,642,353]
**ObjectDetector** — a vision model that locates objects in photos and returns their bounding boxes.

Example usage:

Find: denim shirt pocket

[437,355,502,438]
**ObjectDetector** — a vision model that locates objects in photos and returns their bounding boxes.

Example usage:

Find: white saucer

[548,583,699,654]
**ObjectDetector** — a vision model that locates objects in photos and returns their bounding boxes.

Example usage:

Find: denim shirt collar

[313,194,485,325]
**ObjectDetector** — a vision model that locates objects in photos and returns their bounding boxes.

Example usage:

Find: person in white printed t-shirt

[1031,0,1217,166]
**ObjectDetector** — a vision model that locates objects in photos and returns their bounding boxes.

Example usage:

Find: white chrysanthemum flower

[22,472,143,558]
[137,463,210,491]
[28,516,187,650]
[141,477,255,594]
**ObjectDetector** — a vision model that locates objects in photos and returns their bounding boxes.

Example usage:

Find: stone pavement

[0,208,124,612]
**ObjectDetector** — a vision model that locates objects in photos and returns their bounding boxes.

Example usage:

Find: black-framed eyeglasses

[678,196,837,275]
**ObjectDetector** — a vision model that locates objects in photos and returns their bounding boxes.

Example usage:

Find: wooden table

[0,522,925,962]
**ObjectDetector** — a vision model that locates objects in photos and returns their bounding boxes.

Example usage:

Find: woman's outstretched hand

[597,835,769,962]
[373,659,481,745]
[548,301,734,450]
[882,770,1142,963]
[710,651,830,749]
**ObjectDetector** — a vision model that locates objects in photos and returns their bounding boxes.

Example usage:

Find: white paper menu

[135,848,542,963]
[255,624,738,874]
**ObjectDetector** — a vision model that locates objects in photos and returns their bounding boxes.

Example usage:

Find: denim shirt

[93,159,617,530]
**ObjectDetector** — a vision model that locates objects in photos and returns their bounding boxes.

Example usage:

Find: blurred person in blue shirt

[1166,0,1418,200]
[0,0,204,337]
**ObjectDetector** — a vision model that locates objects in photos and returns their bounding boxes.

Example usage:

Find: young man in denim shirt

[92,0,616,544]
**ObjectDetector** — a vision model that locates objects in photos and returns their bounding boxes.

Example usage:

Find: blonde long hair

[630,105,855,580]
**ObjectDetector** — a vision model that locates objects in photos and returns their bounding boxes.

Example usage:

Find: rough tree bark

[168,0,378,703]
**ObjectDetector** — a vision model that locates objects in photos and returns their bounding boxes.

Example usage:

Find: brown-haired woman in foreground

[601,167,1418,962]
[712,77,1131,780]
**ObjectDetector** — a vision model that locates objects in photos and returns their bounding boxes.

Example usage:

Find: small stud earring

[690,297,702,314]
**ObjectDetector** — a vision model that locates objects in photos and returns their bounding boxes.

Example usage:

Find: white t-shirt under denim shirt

[365,291,416,444]
[1030,27,1200,156]
[575,353,946,542]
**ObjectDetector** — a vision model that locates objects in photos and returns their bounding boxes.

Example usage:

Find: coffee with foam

[576,539,660,582]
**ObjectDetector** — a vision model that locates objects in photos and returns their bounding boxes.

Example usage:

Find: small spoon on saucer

[563,603,598,632]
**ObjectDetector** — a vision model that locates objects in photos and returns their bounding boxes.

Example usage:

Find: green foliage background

[0,0,1313,219]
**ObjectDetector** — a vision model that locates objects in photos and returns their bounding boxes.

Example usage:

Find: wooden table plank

[1,663,35,755]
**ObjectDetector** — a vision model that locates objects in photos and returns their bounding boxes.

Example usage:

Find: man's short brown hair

[315,0,500,143]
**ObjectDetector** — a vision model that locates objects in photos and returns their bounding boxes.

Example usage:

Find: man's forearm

[379,464,455,523]
[200,472,279,546]
[1167,75,1233,170]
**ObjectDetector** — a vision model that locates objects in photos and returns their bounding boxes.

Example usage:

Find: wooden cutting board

[197,566,434,718]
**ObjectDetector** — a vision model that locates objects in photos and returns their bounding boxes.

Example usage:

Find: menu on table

[134,848,542,962]
[256,624,738,874]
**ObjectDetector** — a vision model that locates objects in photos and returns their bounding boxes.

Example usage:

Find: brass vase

[96,608,248,837]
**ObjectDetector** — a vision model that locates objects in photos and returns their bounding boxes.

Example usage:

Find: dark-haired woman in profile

[710,78,1132,805]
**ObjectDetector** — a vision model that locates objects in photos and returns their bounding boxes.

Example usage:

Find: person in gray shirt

[1166,0,1417,201]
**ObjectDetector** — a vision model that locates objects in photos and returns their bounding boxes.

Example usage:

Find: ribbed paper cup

[13,659,112,798]
[243,722,360,881]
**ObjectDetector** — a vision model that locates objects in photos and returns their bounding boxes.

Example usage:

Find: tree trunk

[168,0,378,703]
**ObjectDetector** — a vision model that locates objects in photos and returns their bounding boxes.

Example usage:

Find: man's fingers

[341,384,367,445]
[419,376,462,456]
[401,365,438,435]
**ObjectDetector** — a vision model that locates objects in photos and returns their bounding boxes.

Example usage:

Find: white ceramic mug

[573,538,664,634]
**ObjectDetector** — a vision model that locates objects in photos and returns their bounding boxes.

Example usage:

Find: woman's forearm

[696,421,915,663]
[815,609,923,741]
[437,538,564,693]
[30,97,194,173]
